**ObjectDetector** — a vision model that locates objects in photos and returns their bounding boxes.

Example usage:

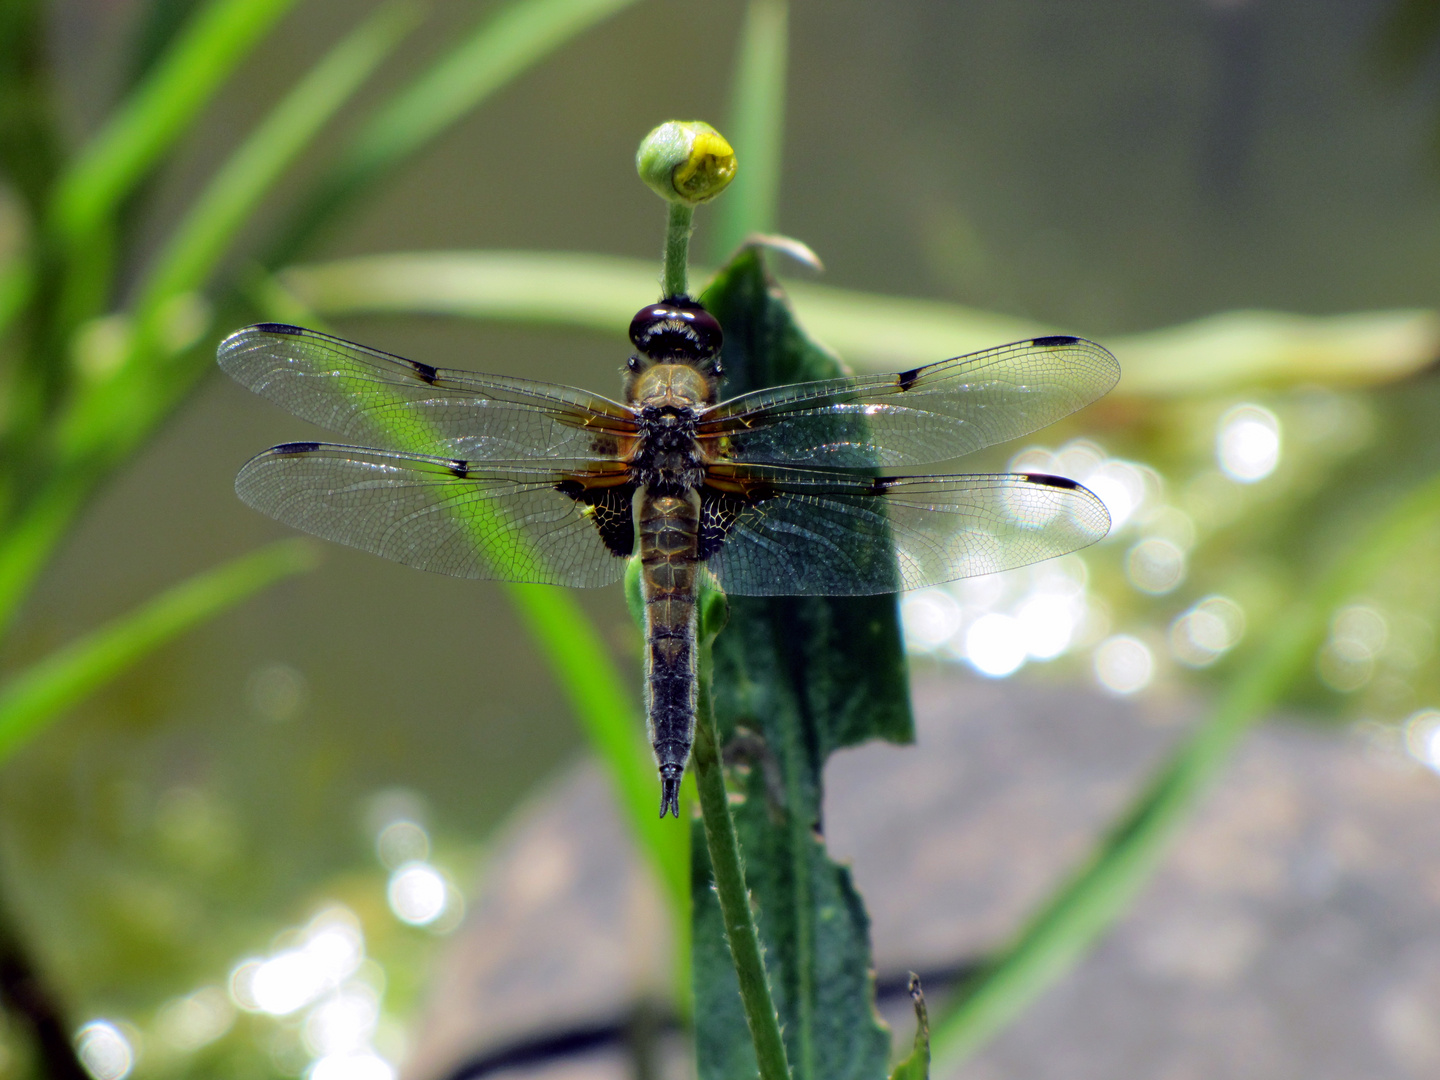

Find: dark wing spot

[409,360,439,384]
[447,460,470,478]
[896,367,922,391]
[698,482,776,559]
[272,441,322,454]
[555,481,636,557]
[254,322,303,335]
[868,476,898,495]
[1023,472,1080,489]
[1031,335,1079,348]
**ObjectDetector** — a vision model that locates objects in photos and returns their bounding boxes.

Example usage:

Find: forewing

[698,336,1119,469]
[702,467,1110,596]
[218,323,636,461]
[235,443,633,587]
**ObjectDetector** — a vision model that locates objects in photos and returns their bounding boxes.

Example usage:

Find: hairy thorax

[628,364,712,494]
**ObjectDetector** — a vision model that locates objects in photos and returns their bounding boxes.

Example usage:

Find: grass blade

[265,0,644,264]
[0,538,316,762]
[928,467,1440,1071]
[280,251,1440,394]
[133,0,420,324]
[240,286,691,1000]
[50,0,299,249]
[507,583,692,979]
[709,0,789,261]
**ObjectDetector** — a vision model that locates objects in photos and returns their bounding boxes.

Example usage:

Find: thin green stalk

[693,637,791,1080]
[777,674,815,1080]
[264,0,642,265]
[711,0,788,259]
[929,467,1440,1071]
[0,538,317,761]
[663,202,694,299]
[49,0,299,249]
[0,472,89,639]
[507,582,692,945]
[132,0,418,326]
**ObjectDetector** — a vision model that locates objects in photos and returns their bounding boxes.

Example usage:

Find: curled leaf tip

[637,121,736,206]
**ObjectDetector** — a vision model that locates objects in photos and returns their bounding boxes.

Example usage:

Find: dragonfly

[218,298,1118,818]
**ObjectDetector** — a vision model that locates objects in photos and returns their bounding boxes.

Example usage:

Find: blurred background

[9,0,1440,1077]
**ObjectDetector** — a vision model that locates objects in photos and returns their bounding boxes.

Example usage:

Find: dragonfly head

[626,297,724,405]
[628,298,722,365]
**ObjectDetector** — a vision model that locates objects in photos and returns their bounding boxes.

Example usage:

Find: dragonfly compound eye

[629,299,723,361]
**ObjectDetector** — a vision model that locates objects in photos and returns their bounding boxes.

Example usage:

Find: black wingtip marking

[896,367,922,391]
[272,441,322,454]
[409,360,439,384]
[254,322,304,335]
[447,460,470,478]
[1024,472,1081,489]
[1032,334,1079,347]
[869,476,898,495]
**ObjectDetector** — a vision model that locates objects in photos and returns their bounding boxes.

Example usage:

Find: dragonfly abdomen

[637,489,702,818]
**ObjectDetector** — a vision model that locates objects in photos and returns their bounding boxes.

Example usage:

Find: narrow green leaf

[0,0,64,215]
[265,0,644,264]
[50,0,300,247]
[710,0,789,261]
[690,248,906,1080]
[232,296,691,1001]
[133,0,419,325]
[507,581,690,922]
[888,976,929,1080]
[0,538,316,762]
[281,251,1440,395]
[0,473,90,640]
[928,466,1440,1071]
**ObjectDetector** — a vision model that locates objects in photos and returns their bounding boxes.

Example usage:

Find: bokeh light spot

[156,987,234,1053]
[1403,709,1440,772]
[901,590,963,652]
[308,1051,395,1080]
[246,662,308,722]
[75,1021,133,1080]
[1170,596,1246,667]
[1217,404,1281,482]
[376,820,430,870]
[1125,538,1186,595]
[388,863,448,926]
[964,613,1027,678]
[1094,636,1154,695]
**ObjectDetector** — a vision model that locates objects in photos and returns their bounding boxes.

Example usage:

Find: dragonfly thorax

[632,404,705,494]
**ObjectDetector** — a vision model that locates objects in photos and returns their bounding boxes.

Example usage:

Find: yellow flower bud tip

[637,121,737,206]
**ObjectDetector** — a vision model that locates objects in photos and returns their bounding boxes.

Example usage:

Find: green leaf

[280,250,1440,395]
[265,0,645,265]
[132,0,419,325]
[231,300,691,999]
[927,465,1440,1071]
[888,976,930,1080]
[689,248,908,1080]
[710,0,789,260]
[50,0,300,248]
[0,538,316,762]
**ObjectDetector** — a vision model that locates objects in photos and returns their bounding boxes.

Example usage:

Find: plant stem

[663,201,694,298]
[692,656,791,1080]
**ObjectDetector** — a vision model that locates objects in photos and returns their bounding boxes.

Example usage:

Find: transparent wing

[235,442,633,587]
[702,468,1110,596]
[698,336,1119,468]
[218,323,637,461]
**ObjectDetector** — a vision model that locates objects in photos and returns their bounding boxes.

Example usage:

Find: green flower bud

[636,121,736,206]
